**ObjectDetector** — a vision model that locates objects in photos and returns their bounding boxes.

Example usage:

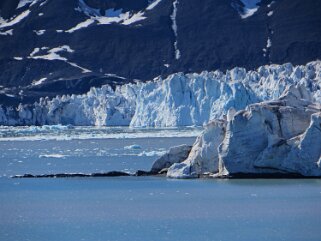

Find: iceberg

[167,84,321,178]
[150,144,192,174]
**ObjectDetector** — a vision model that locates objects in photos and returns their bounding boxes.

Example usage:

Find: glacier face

[167,84,321,178]
[0,61,320,127]
[131,61,321,127]
[0,85,136,126]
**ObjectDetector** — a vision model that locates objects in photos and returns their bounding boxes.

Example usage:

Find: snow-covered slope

[73,0,164,28]
[0,61,320,126]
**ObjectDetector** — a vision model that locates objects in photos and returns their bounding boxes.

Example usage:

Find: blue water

[1,177,321,241]
[0,127,321,241]
[0,137,196,176]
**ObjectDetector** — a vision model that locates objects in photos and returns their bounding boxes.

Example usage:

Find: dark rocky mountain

[0,0,320,106]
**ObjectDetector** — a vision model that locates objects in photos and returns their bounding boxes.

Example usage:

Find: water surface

[0,127,320,241]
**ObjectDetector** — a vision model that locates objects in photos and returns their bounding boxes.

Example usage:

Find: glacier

[0,61,320,127]
[167,84,321,178]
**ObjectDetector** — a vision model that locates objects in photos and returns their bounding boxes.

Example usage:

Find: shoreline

[11,170,321,179]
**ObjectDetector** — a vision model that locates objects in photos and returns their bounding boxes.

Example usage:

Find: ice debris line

[0,61,321,127]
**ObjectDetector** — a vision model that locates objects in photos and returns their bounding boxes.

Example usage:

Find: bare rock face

[150,144,192,174]
[167,84,321,178]
[1,0,321,107]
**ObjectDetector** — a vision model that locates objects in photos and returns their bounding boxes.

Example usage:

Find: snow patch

[28,45,91,73]
[146,0,163,10]
[17,0,34,9]
[0,10,31,29]
[33,29,46,35]
[29,46,73,61]
[232,0,261,19]
[266,37,272,48]
[78,0,146,26]
[30,47,40,57]
[32,77,47,86]
[68,62,91,73]
[267,11,273,16]
[122,12,146,25]
[267,1,275,8]
[0,29,13,35]
[171,0,180,60]
[70,0,163,31]
[240,8,259,19]
[65,19,95,33]
[5,94,15,98]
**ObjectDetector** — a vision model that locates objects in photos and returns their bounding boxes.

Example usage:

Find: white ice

[171,0,180,60]
[1,61,320,128]
[17,0,34,9]
[33,29,46,35]
[0,10,30,29]
[237,0,261,19]
[66,19,95,33]
[32,77,47,86]
[0,29,13,35]
[124,144,142,150]
[146,0,163,10]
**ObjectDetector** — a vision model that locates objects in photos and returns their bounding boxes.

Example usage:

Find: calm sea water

[0,127,321,241]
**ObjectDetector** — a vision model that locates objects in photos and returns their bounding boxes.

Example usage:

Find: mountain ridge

[0,0,320,106]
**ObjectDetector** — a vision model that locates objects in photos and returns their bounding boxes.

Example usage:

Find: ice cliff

[167,84,321,178]
[0,85,136,126]
[0,61,320,127]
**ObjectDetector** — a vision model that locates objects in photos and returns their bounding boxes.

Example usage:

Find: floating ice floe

[124,144,142,150]
[138,150,167,157]
[39,154,68,158]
